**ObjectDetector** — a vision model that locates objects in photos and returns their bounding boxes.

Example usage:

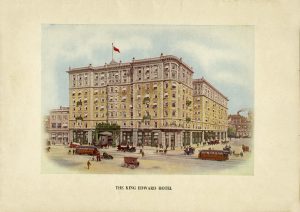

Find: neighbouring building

[228,110,253,138]
[47,106,69,145]
[67,54,229,147]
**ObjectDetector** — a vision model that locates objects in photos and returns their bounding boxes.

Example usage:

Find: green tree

[227,126,236,139]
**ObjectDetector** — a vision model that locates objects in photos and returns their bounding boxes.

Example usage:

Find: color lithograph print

[42,25,254,175]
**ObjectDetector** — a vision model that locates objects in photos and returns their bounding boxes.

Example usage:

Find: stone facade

[47,106,69,145]
[228,111,252,138]
[67,54,228,147]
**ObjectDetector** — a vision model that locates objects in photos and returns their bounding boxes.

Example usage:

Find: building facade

[67,54,228,147]
[47,106,69,145]
[193,78,229,142]
[228,110,252,138]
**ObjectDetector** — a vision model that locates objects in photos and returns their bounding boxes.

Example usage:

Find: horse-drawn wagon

[184,146,195,155]
[117,145,136,152]
[121,157,139,169]
[242,145,250,152]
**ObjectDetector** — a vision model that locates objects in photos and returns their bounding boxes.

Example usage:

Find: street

[42,138,253,175]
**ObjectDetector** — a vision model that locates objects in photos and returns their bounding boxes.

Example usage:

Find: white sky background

[42,25,254,115]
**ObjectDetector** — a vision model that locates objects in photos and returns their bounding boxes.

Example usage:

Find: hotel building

[193,78,228,142]
[67,54,228,147]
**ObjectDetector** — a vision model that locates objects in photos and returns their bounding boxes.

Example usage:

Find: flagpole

[112,43,113,61]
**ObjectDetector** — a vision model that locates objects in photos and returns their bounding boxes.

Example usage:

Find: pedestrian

[72,149,75,155]
[141,150,145,157]
[68,149,71,154]
[87,160,91,169]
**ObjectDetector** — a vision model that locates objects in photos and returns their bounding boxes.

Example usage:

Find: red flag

[113,46,120,53]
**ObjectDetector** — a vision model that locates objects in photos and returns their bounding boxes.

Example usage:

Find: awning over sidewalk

[99,131,112,136]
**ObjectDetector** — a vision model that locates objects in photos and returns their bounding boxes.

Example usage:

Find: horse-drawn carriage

[102,152,113,159]
[223,145,232,155]
[242,145,250,152]
[208,140,220,145]
[156,149,167,154]
[121,157,139,169]
[117,145,136,152]
[184,146,195,155]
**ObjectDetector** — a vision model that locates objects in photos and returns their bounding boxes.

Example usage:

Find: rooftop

[193,77,228,100]
[67,54,194,73]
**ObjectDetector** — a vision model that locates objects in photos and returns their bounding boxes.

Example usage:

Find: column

[162,131,165,148]
[132,129,138,146]
[219,132,221,140]
[119,131,123,145]
[158,130,162,147]
[168,132,171,148]
[175,132,179,147]
[202,131,204,143]
[88,130,92,145]
[69,130,73,143]
[190,131,193,146]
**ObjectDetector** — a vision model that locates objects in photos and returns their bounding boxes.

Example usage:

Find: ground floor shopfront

[69,128,227,148]
[48,131,69,145]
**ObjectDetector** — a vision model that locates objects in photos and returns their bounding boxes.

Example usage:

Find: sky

[42,25,254,115]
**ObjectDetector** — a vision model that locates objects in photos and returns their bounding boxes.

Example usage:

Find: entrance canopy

[99,131,112,136]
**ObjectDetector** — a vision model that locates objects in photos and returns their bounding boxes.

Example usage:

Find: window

[172,111,176,117]
[165,82,168,89]
[51,123,56,128]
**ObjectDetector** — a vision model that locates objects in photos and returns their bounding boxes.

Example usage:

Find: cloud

[174,39,253,88]
[42,25,254,115]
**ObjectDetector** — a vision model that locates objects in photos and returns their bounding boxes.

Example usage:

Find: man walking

[87,160,91,170]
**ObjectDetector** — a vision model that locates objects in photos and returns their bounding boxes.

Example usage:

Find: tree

[227,126,236,139]
[95,122,120,147]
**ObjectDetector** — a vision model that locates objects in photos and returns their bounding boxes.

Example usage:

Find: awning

[99,131,112,136]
